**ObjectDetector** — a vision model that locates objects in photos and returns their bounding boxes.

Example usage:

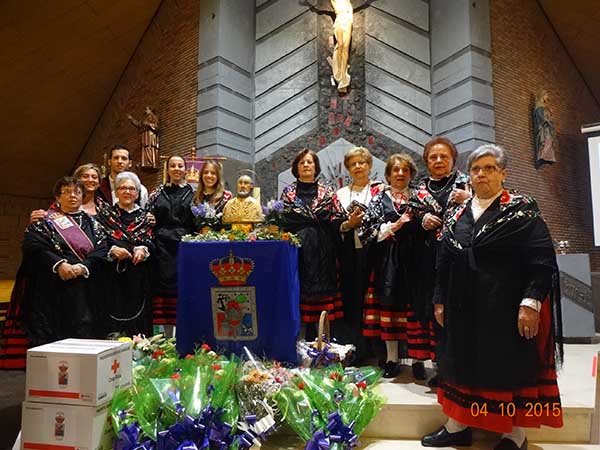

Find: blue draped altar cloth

[177,240,300,362]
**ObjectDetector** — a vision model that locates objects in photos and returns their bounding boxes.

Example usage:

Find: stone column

[196,0,255,187]
[430,0,495,161]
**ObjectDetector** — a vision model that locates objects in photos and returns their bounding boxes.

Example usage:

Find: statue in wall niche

[128,106,160,171]
[301,0,377,94]
[532,89,557,167]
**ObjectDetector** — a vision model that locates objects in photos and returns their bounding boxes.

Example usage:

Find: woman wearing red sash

[421,145,563,450]
[21,177,107,346]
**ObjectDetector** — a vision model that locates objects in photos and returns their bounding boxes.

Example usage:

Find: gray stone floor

[0,370,25,450]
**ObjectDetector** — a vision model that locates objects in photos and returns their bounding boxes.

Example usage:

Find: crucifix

[301,0,378,94]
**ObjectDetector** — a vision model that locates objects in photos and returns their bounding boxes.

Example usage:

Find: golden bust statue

[222,175,263,230]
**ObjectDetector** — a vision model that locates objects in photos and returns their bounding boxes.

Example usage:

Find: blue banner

[177,240,300,362]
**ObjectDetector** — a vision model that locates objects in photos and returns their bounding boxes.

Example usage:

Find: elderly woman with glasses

[20,177,107,346]
[421,144,563,450]
[97,171,154,337]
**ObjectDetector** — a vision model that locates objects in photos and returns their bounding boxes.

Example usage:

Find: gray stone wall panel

[366,64,431,114]
[198,61,253,100]
[365,117,423,154]
[255,104,318,152]
[256,0,308,39]
[255,42,317,95]
[198,86,253,120]
[366,103,430,146]
[434,79,494,115]
[365,8,430,65]
[255,117,318,162]
[373,0,430,31]
[255,13,317,71]
[366,85,431,134]
[255,65,318,118]
[365,35,430,92]
[255,85,318,136]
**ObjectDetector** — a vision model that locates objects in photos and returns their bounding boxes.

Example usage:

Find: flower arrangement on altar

[191,202,222,231]
[262,200,284,226]
[110,340,385,450]
[181,228,301,247]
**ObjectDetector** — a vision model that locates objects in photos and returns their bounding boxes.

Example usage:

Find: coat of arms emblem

[209,251,258,340]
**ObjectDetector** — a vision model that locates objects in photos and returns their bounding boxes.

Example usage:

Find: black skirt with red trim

[0,268,29,369]
[406,314,436,361]
[362,272,407,341]
[152,296,177,326]
[300,292,343,323]
[438,300,562,433]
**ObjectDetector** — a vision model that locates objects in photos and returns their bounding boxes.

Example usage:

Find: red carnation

[357,381,367,389]
[171,373,180,380]
[185,354,194,359]
[298,382,305,390]
[201,344,211,352]
[212,364,222,371]
[152,349,165,359]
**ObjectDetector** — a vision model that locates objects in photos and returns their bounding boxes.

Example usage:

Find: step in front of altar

[361,374,594,443]
[262,434,600,449]
[277,343,600,445]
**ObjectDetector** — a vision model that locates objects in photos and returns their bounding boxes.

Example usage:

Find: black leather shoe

[382,361,402,378]
[427,375,439,388]
[421,426,472,447]
[412,361,426,380]
[494,438,527,450]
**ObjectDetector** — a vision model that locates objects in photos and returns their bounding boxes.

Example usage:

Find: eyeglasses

[60,189,82,196]
[117,186,138,192]
[470,165,499,175]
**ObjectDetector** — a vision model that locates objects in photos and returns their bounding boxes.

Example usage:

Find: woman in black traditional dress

[281,149,344,336]
[412,137,471,383]
[97,171,154,338]
[193,159,232,218]
[336,147,384,362]
[21,177,107,346]
[146,155,195,333]
[0,165,109,369]
[421,144,563,450]
[359,153,419,378]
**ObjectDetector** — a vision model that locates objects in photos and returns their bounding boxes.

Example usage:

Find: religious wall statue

[128,106,160,171]
[222,175,264,231]
[301,0,377,94]
[532,90,557,167]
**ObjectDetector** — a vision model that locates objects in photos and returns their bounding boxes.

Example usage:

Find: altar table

[177,240,300,362]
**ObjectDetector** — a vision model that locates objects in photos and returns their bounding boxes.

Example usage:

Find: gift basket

[297,311,355,368]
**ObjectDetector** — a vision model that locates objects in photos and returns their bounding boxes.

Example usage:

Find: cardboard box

[26,339,132,406]
[21,401,114,450]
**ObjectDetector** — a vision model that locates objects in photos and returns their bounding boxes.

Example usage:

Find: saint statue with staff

[128,106,160,171]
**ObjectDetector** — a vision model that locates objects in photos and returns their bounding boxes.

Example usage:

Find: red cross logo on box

[111,359,120,374]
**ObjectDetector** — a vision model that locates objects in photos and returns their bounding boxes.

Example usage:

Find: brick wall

[491,0,600,270]
[75,0,200,191]
[0,195,52,279]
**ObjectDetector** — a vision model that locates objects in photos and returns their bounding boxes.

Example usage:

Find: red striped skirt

[300,292,343,323]
[361,272,407,341]
[152,296,177,326]
[0,273,29,369]
[438,299,562,433]
[406,315,436,361]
